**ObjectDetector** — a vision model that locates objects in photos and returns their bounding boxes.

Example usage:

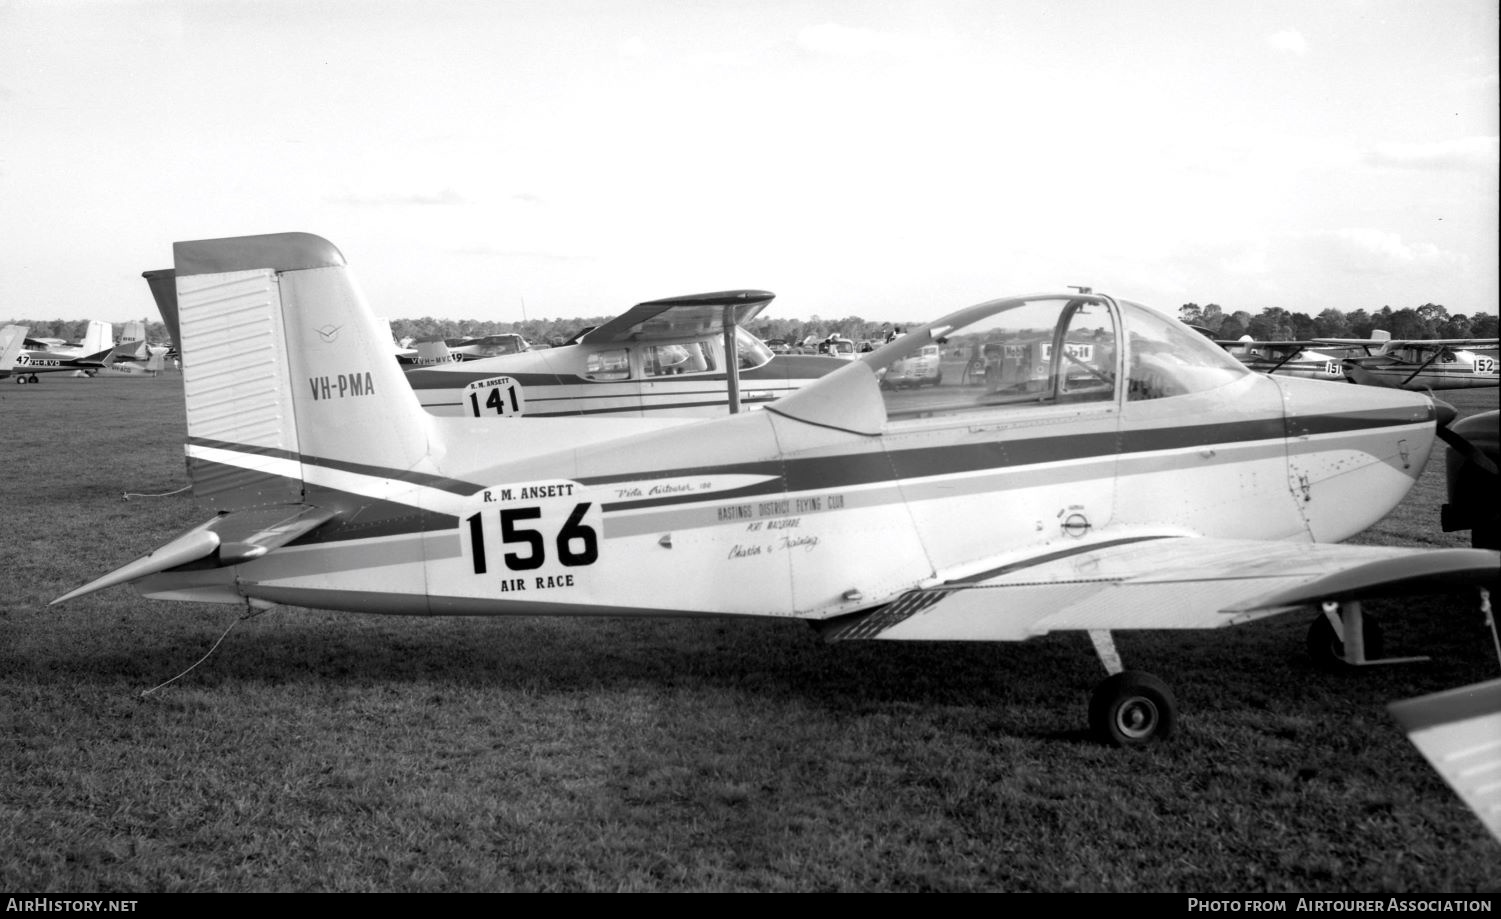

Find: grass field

[2,375,1498,892]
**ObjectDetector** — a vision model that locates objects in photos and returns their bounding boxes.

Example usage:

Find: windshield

[736,327,774,370]
[870,294,1250,423]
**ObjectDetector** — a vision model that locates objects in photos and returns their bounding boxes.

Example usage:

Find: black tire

[1306,612,1384,671]
[1089,670,1177,747]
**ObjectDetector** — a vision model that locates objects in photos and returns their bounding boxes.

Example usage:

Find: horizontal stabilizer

[50,521,221,605]
[50,504,336,604]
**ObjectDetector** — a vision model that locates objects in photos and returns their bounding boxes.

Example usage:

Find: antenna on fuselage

[1069,285,1093,295]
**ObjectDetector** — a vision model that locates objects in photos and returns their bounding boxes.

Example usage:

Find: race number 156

[465,503,598,573]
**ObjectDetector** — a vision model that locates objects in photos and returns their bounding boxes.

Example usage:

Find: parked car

[882,343,943,388]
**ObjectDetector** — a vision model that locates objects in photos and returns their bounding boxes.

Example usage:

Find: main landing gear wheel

[1089,670,1177,747]
[1306,612,1384,672]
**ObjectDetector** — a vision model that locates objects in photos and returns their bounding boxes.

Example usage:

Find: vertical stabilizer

[81,319,113,355]
[1,324,27,374]
[174,232,438,510]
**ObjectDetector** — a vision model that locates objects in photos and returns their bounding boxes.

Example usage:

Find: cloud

[446,245,594,262]
[327,188,465,207]
[796,22,930,58]
[1364,137,1500,172]
[1296,228,1460,277]
[1267,29,1308,56]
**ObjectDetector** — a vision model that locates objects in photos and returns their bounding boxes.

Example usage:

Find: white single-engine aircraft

[100,320,169,376]
[401,291,847,419]
[0,324,29,380]
[56,233,1500,746]
[11,320,115,383]
[1212,337,1353,383]
[144,269,844,418]
[1316,337,1500,391]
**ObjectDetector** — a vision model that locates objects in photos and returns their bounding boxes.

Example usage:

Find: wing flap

[824,536,1499,642]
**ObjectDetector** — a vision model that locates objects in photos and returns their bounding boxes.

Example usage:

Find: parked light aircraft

[401,291,847,418]
[143,270,844,419]
[1,324,29,380]
[99,320,169,376]
[55,233,1500,746]
[10,320,115,383]
[1212,337,1353,383]
[400,332,532,365]
[1316,337,1500,391]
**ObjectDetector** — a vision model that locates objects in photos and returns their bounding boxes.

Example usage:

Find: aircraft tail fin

[0,324,26,372]
[54,233,446,607]
[414,339,455,364]
[81,319,113,356]
[172,232,439,510]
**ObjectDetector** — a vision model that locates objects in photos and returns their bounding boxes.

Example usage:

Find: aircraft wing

[1364,338,1500,349]
[822,536,1498,642]
[1388,679,1501,844]
[577,290,775,345]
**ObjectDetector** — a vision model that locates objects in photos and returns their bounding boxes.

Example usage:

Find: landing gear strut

[1306,600,1424,671]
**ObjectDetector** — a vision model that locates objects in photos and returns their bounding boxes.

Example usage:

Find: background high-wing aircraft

[57,233,1499,747]
[100,319,170,376]
[0,324,29,380]
[10,319,115,383]
[401,291,848,418]
[1211,336,1355,383]
[1314,337,1500,391]
[144,269,844,418]
[399,331,532,365]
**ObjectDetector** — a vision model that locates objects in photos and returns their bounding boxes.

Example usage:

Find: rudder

[174,232,438,510]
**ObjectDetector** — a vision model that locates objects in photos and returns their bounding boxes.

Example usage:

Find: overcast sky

[2,0,1496,327]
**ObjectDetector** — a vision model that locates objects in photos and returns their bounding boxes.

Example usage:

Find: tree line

[1178,303,1497,342]
[7,302,1496,350]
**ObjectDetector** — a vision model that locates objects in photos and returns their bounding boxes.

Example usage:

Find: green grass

[2,376,1498,892]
